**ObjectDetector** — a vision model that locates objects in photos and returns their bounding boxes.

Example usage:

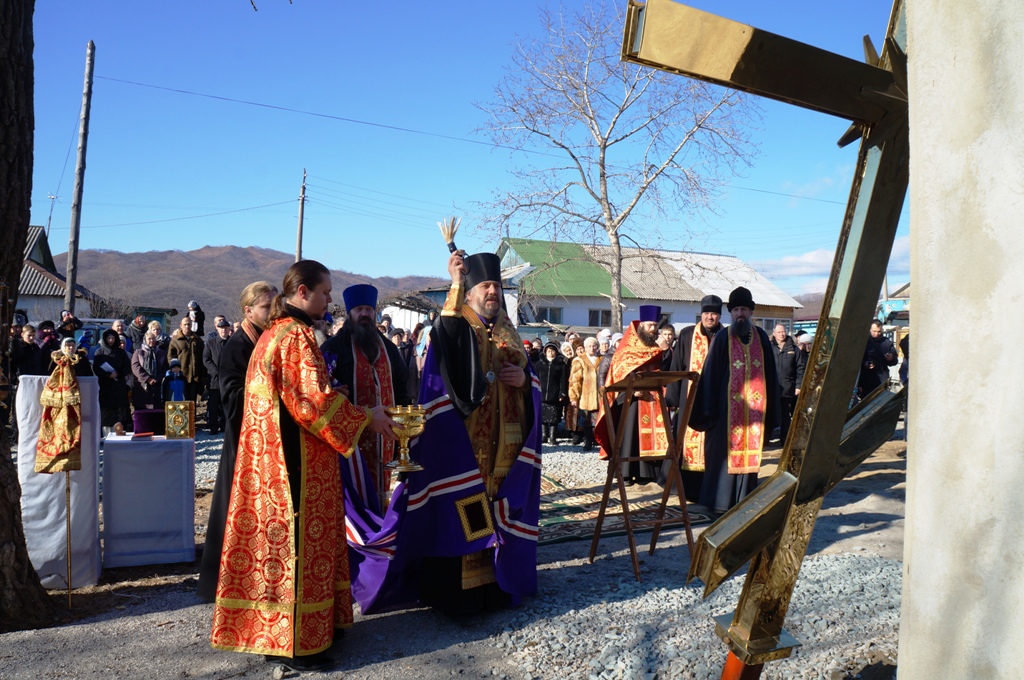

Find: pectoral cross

[621,1,909,677]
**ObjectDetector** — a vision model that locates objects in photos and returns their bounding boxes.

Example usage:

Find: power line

[97,75,564,160]
[95,77,888,209]
[727,185,846,205]
[308,175,456,209]
[49,200,294,230]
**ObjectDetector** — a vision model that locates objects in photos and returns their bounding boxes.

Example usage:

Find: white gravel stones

[498,554,900,680]
[193,430,224,492]
[541,440,610,488]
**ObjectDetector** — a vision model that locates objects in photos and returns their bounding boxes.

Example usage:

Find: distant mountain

[793,292,825,321]
[53,245,447,319]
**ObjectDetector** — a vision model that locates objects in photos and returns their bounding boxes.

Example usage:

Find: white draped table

[16,375,102,589]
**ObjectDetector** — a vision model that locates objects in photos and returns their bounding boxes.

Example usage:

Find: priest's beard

[729,317,752,339]
[352,317,380,362]
[636,326,659,347]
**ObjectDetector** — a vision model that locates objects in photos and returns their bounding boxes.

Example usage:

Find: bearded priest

[689,286,780,516]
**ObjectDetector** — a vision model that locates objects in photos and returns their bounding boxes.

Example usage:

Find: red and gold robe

[680,327,711,471]
[350,335,396,509]
[211,314,371,659]
[595,322,667,456]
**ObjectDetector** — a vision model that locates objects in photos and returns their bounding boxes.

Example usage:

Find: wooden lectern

[588,370,700,580]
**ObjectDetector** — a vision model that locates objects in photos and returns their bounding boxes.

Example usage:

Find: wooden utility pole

[295,169,306,262]
[64,41,95,314]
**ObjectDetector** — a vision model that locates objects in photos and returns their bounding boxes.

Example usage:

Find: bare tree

[477,1,758,331]
[0,0,58,631]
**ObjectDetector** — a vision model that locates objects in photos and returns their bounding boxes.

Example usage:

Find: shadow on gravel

[806,511,902,556]
[823,470,906,508]
[54,563,202,625]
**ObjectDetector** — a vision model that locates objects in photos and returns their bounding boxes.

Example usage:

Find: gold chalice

[385,405,427,472]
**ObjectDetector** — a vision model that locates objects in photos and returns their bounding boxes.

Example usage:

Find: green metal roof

[500,238,638,298]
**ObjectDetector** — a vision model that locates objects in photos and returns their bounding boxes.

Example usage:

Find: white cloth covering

[101,435,195,567]
[16,375,102,589]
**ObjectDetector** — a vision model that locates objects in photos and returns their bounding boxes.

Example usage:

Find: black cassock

[197,325,261,602]
[689,325,780,514]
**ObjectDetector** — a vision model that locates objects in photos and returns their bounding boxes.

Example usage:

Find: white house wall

[523,295,705,328]
[19,296,92,325]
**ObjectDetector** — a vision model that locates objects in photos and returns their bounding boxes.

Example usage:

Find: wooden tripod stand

[588,370,700,580]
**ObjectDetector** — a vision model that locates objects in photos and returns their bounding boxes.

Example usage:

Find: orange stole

[35,352,84,473]
[605,323,666,457]
[351,335,396,509]
[726,330,767,474]
[680,328,710,471]
[211,318,371,658]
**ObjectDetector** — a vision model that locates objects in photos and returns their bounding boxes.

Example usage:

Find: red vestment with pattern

[210,312,371,659]
[594,322,667,456]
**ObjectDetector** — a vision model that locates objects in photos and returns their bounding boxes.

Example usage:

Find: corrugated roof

[500,238,800,309]
[501,238,637,298]
[24,225,55,269]
[656,250,802,309]
[19,260,92,299]
[585,245,705,302]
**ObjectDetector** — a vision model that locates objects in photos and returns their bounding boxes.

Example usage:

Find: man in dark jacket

[126,314,148,349]
[858,319,898,398]
[771,323,807,446]
[168,316,205,401]
[202,318,232,433]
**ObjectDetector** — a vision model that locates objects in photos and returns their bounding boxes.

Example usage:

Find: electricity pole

[295,169,306,262]
[64,41,95,314]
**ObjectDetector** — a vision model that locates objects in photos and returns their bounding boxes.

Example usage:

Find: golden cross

[621,0,908,673]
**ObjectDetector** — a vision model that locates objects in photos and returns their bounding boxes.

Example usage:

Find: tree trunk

[0,0,55,631]
[608,231,623,333]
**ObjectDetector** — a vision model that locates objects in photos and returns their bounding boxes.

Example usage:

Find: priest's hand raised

[448,250,468,285]
[369,405,400,439]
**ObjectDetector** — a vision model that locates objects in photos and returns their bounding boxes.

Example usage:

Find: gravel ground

[2,429,904,680]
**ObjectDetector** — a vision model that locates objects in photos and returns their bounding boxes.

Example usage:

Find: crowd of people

[1,256,906,674]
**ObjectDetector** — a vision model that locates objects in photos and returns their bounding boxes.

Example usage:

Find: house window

[536,307,563,324]
[588,309,612,327]
[659,312,672,326]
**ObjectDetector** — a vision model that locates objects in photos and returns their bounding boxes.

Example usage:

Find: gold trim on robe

[211,317,371,658]
[726,331,767,474]
[600,322,667,457]
[681,327,711,471]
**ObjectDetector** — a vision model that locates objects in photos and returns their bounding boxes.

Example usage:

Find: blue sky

[32,0,907,296]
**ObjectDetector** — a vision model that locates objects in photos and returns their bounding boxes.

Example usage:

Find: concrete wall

[900,2,1024,678]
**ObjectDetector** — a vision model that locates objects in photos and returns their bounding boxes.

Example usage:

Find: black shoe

[266,651,334,673]
[623,479,636,487]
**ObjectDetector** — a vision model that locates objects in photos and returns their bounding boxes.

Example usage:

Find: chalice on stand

[385,405,427,472]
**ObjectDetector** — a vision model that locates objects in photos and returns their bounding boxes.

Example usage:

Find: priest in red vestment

[594,305,667,486]
[211,260,398,673]
[689,286,780,516]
